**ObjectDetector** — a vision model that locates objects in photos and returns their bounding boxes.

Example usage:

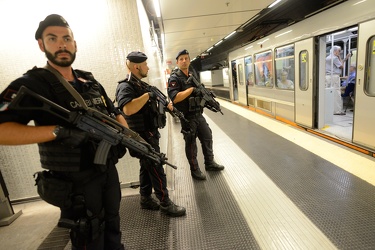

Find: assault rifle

[140,82,188,123]
[8,86,177,169]
[187,74,223,115]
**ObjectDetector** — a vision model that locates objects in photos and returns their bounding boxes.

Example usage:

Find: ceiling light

[257,38,269,45]
[224,31,236,39]
[241,14,259,28]
[215,40,223,46]
[353,0,367,6]
[268,0,282,8]
[275,30,292,38]
[332,30,345,36]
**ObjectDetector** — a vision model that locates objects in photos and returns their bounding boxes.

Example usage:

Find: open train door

[236,58,247,105]
[352,19,375,150]
[294,38,314,128]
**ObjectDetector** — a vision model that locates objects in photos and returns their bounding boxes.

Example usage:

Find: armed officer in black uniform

[167,49,224,180]
[115,51,186,217]
[0,15,127,249]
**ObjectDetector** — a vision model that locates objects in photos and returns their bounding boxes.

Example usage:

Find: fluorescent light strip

[333,30,345,36]
[257,38,269,45]
[269,0,282,8]
[275,29,292,38]
[215,40,223,46]
[353,0,367,6]
[224,31,236,39]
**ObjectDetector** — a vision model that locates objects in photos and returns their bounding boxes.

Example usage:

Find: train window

[238,63,244,85]
[275,45,295,90]
[365,36,375,96]
[244,56,253,87]
[299,50,309,91]
[254,50,273,87]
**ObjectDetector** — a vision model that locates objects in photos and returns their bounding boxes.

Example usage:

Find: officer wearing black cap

[167,49,224,180]
[175,49,189,60]
[35,14,70,40]
[115,51,186,217]
[0,14,127,249]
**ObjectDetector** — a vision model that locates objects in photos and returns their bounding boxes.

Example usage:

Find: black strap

[44,64,88,110]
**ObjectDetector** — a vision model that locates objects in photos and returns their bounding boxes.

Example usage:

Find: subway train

[210,0,375,156]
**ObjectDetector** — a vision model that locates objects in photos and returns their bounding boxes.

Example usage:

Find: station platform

[1,100,375,249]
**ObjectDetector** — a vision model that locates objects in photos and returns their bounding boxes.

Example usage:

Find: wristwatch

[52,125,61,138]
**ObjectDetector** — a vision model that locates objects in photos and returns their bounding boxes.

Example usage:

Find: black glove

[148,92,157,100]
[54,126,89,148]
[192,87,201,96]
[110,144,127,160]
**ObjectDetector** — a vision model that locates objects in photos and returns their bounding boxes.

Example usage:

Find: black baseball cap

[176,49,189,60]
[126,51,148,63]
[35,14,70,40]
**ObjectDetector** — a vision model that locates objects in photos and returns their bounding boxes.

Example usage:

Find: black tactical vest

[118,77,166,132]
[171,70,202,115]
[27,68,109,172]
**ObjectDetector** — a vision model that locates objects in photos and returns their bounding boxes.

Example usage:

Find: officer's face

[177,54,190,71]
[137,61,149,78]
[38,26,77,67]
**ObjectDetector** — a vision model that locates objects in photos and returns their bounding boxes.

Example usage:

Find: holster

[34,170,73,209]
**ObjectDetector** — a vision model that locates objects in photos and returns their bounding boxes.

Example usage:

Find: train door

[294,38,314,128]
[230,60,238,101]
[317,27,357,141]
[236,58,247,105]
[353,20,375,150]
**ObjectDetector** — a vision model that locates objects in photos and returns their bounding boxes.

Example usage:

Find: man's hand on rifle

[148,92,157,100]
[191,87,201,96]
[54,125,89,148]
[167,101,173,111]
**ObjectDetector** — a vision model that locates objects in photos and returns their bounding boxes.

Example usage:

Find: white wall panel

[0,0,164,200]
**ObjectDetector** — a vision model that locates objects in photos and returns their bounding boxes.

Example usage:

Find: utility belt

[185,112,203,120]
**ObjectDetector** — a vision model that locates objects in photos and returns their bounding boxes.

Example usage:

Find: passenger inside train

[341,65,356,111]
[277,70,294,89]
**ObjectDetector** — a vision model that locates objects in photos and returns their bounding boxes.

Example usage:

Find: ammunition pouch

[34,170,73,209]
[150,100,166,129]
[188,96,202,113]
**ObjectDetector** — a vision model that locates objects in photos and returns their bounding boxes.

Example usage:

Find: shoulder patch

[2,88,17,102]
[169,81,177,87]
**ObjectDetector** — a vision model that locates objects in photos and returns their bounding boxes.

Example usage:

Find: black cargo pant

[139,130,169,202]
[181,113,214,171]
[59,165,123,250]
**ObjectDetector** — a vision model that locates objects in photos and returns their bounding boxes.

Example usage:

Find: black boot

[191,169,206,180]
[160,199,186,217]
[140,196,160,210]
[205,161,225,171]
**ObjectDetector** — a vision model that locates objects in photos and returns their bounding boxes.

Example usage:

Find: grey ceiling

[142,0,346,71]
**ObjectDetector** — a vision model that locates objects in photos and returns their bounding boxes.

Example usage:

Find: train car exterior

[228,0,375,154]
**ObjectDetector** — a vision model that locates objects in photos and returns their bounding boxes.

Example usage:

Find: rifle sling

[43,64,88,111]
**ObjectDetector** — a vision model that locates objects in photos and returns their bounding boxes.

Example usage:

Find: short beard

[139,70,148,78]
[45,49,76,67]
